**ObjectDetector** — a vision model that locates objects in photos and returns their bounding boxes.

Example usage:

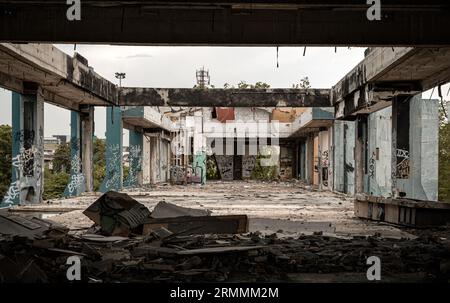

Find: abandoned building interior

[1,1,450,284]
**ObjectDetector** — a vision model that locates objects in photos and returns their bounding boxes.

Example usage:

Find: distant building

[43,135,68,170]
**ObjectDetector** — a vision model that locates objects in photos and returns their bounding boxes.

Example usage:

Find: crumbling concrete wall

[235,108,270,122]
[367,106,392,197]
[395,97,439,201]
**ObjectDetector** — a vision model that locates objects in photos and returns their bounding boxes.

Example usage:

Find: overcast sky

[0,45,446,141]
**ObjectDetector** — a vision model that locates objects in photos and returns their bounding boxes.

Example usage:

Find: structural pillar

[193,110,206,184]
[124,128,143,188]
[63,111,86,197]
[100,106,123,192]
[1,87,44,206]
[81,106,94,192]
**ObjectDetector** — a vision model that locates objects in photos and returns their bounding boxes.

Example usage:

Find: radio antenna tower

[196,67,210,88]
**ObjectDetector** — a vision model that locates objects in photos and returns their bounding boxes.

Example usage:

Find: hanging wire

[303,46,306,57]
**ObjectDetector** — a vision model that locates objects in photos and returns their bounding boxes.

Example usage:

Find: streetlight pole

[114,72,126,124]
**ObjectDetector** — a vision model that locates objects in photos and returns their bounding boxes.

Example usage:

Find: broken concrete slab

[143,215,249,236]
[151,201,212,218]
[176,246,266,255]
[83,191,151,236]
[0,210,68,240]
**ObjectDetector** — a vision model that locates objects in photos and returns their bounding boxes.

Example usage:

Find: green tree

[253,82,271,89]
[93,137,106,191]
[43,169,69,200]
[53,142,71,173]
[0,125,12,198]
[292,77,311,89]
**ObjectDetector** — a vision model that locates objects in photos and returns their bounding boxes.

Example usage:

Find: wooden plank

[143,215,248,235]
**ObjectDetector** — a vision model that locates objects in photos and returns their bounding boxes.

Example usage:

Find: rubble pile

[1,191,450,283]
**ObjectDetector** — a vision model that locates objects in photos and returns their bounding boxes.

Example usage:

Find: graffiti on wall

[368,151,376,178]
[66,154,85,194]
[215,155,234,181]
[104,144,122,190]
[395,148,410,179]
[2,147,41,205]
[125,145,142,187]
[13,130,35,147]
[242,156,256,179]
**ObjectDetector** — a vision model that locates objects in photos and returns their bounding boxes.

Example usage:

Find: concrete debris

[1,225,450,282]
[83,191,152,236]
[151,201,212,218]
[143,215,249,236]
[83,191,248,237]
[0,209,68,240]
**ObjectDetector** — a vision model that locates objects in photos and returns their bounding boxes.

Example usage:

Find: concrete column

[142,134,151,185]
[305,134,314,185]
[100,106,123,192]
[63,111,86,197]
[392,95,439,201]
[149,135,159,184]
[333,120,356,195]
[124,128,143,188]
[367,106,392,197]
[193,110,206,184]
[1,93,22,206]
[81,106,94,192]
[355,115,368,195]
[1,88,44,206]
[318,129,331,190]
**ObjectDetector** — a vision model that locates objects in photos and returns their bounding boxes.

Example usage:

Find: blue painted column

[124,129,143,188]
[1,93,22,207]
[63,111,86,197]
[193,153,207,184]
[1,89,44,206]
[100,106,123,192]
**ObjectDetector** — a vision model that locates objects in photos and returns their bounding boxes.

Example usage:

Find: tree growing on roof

[292,77,311,89]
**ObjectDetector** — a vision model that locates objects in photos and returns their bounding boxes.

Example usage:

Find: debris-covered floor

[11,181,415,238]
[1,181,450,283]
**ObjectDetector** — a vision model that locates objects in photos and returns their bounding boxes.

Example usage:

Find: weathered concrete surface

[0,43,118,110]
[333,47,450,118]
[1,1,450,46]
[14,181,415,239]
[119,88,331,107]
